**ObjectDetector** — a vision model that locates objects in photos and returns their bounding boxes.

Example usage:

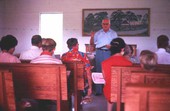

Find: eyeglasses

[102,23,109,25]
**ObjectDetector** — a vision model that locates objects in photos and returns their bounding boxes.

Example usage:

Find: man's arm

[90,31,95,45]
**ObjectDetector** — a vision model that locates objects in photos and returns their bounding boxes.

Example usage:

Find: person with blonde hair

[139,50,158,71]
[30,38,62,111]
[31,38,62,64]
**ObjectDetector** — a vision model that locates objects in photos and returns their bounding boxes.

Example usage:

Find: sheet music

[92,72,105,84]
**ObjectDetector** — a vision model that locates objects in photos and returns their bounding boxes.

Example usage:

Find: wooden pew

[125,83,170,111]
[134,63,170,72]
[63,61,85,111]
[0,70,16,111]
[20,60,84,111]
[130,71,170,84]
[110,64,170,111]
[0,63,68,111]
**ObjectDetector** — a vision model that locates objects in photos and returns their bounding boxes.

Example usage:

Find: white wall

[0,0,170,58]
[0,0,5,36]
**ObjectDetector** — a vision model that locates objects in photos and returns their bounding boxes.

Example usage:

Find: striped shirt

[30,55,62,64]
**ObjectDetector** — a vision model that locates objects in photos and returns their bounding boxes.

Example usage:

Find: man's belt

[96,48,109,51]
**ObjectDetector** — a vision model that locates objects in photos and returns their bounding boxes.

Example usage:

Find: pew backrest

[131,71,170,84]
[110,64,170,111]
[0,63,68,111]
[134,63,170,71]
[0,70,16,111]
[63,61,85,91]
[125,83,170,111]
[63,61,85,111]
[111,65,170,102]
[110,66,142,102]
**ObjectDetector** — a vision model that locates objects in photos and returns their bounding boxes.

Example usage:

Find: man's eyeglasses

[102,23,109,25]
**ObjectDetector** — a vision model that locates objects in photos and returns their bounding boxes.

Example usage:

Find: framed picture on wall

[82,8,150,37]
[128,44,137,56]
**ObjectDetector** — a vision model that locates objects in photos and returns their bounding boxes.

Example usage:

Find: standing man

[90,18,118,95]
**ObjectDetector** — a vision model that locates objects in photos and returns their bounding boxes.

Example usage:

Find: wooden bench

[125,83,170,111]
[0,63,68,111]
[134,63,170,72]
[20,60,84,111]
[130,71,170,84]
[110,64,170,111]
[0,70,16,111]
[63,61,85,111]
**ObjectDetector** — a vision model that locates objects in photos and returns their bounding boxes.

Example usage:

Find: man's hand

[105,44,111,49]
[90,31,95,45]
[90,31,95,38]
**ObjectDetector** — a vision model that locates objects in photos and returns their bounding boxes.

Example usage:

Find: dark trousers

[94,49,111,94]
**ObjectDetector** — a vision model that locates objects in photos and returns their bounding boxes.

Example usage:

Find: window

[40,13,63,54]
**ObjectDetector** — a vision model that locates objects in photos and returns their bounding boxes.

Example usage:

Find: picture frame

[128,44,137,56]
[82,8,150,37]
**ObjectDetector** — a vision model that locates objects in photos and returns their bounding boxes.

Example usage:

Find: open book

[92,72,105,84]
